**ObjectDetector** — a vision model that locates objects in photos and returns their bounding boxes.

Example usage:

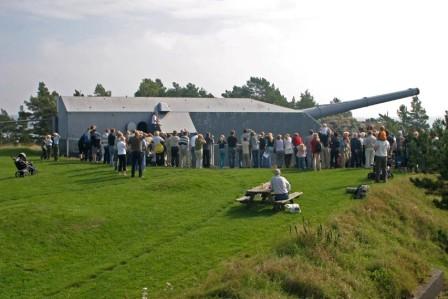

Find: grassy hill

[0,148,447,298]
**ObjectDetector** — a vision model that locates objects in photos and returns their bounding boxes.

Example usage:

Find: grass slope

[187,176,448,299]
[1,148,446,298]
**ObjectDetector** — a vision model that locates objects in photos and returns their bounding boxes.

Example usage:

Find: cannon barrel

[302,88,420,119]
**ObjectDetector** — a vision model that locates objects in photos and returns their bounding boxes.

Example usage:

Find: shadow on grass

[43,160,86,166]
[74,174,127,184]
[0,176,17,182]
[225,203,277,218]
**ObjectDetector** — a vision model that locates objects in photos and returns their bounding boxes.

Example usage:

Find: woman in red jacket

[310,133,322,171]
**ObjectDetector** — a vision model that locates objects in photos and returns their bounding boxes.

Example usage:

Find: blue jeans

[298,157,306,170]
[219,148,226,168]
[228,147,236,168]
[274,193,288,201]
[108,145,115,165]
[252,150,259,168]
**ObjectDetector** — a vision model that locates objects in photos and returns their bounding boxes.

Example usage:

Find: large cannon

[302,88,420,119]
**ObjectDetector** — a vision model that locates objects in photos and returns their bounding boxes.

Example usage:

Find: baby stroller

[13,153,37,177]
[367,156,393,180]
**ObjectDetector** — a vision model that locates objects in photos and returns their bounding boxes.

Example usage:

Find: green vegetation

[188,175,448,298]
[1,148,447,298]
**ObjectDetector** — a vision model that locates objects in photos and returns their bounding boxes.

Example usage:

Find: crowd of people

[72,122,435,182]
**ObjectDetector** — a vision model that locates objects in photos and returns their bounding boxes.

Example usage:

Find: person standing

[258,132,266,167]
[203,132,214,168]
[179,130,190,168]
[292,132,303,168]
[128,130,144,177]
[265,132,275,168]
[250,131,260,168]
[152,131,165,167]
[283,133,294,168]
[101,129,109,163]
[350,133,362,168]
[364,131,376,168]
[170,131,180,167]
[305,130,314,169]
[241,137,251,168]
[151,112,161,132]
[310,133,322,171]
[227,130,238,168]
[329,132,341,168]
[45,134,53,160]
[374,129,390,182]
[190,133,198,168]
[52,132,60,161]
[319,124,331,169]
[195,134,206,168]
[341,132,351,168]
[80,128,90,161]
[108,129,116,166]
[90,126,101,163]
[274,134,284,168]
[116,132,127,176]
[217,134,227,168]
[296,143,307,170]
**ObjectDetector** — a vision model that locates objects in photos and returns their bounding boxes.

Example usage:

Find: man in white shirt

[270,168,291,201]
[151,113,160,132]
[374,137,390,182]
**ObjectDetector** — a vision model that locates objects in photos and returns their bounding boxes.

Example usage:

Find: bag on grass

[284,203,301,213]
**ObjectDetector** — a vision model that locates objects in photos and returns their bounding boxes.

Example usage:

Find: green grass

[1,147,447,298]
[0,148,370,298]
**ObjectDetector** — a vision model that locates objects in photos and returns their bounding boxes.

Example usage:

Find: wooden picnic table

[236,182,303,211]
[245,182,272,201]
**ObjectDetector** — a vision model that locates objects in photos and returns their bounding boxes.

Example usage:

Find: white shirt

[364,135,377,148]
[152,136,164,145]
[320,127,330,135]
[53,134,60,145]
[284,137,293,154]
[274,139,284,152]
[117,140,126,155]
[270,175,291,195]
[190,135,198,149]
[151,114,159,125]
[374,140,390,157]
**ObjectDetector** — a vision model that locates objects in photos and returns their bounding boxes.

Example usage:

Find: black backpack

[316,142,322,152]
[353,185,369,199]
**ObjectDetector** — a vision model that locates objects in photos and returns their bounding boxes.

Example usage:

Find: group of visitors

[73,122,436,182]
[40,132,60,161]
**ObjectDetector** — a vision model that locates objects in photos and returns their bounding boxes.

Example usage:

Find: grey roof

[60,96,295,113]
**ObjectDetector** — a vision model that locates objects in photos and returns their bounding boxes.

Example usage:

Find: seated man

[270,168,291,201]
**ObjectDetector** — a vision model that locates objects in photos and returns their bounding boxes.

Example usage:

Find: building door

[137,121,149,133]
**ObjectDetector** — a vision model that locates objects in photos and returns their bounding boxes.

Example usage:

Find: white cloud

[1,0,447,120]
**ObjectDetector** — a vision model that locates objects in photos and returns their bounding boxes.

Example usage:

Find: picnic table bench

[235,182,303,210]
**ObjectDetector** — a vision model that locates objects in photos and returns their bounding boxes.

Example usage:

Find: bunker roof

[59,96,295,113]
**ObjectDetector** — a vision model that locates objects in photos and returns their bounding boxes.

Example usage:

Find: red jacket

[292,135,302,146]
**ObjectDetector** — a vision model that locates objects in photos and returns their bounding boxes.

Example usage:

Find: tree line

[0,76,446,159]
[0,77,317,143]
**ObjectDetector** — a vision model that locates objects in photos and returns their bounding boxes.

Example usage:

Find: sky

[0,0,447,120]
